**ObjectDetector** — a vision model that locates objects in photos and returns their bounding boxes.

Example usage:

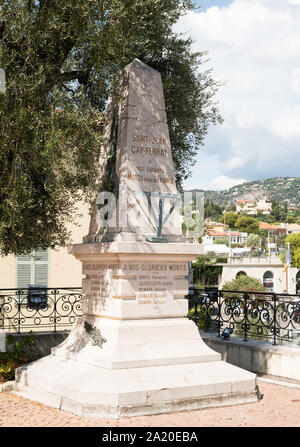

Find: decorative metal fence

[186,287,300,346]
[3,285,300,345]
[0,287,84,333]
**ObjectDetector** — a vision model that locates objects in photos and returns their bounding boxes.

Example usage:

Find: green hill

[188,177,300,208]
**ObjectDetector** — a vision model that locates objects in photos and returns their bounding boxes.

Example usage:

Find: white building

[282,224,300,235]
[0,201,90,290]
[202,230,250,257]
[256,197,272,214]
[236,197,272,215]
[219,256,300,295]
[203,230,248,245]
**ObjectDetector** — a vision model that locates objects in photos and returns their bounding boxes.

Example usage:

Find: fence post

[53,289,57,333]
[0,295,3,332]
[273,293,277,346]
[0,330,5,352]
[217,291,222,338]
[17,289,21,334]
[243,292,248,342]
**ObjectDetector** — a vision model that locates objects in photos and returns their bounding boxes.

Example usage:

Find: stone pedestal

[14,60,258,418]
[15,242,258,418]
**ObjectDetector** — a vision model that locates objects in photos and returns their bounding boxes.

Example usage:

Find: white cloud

[186,168,247,191]
[268,105,300,139]
[210,175,247,190]
[175,0,300,186]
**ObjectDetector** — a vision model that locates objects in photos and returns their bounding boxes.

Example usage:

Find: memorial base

[15,356,258,419]
[14,318,259,418]
[14,242,259,418]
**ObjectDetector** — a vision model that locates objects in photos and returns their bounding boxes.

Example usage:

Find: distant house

[204,230,248,245]
[204,220,229,232]
[202,229,250,257]
[236,197,272,215]
[288,206,297,214]
[283,223,300,234]
[261,222,300,235]
[236,199,256,215]
[259,222,287,237]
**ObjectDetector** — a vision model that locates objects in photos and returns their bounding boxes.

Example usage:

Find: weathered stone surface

[15,356,258,419]
[116,59,177,194]
[70,241,200,321]
[15,60,258,418]
[86,59,182,243]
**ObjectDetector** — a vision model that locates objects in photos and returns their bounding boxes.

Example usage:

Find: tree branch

[57,69,90,85]
[0,21,6,39]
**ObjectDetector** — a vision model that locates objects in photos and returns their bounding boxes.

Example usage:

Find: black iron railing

[186,287,300,346]
[0,287,84,333]
[3,285,300,345]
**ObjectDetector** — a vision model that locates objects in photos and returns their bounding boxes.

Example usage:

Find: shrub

[233,314,271,342]
[222,275,265,300]
[0,332,36,382]
[188,304,211,331]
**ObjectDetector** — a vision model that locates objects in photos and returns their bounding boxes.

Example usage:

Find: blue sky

[175,0,300,191]
[196,0,233,11]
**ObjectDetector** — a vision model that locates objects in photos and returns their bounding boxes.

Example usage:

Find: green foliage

[0,332,36,382]
[281,233,300,267]
[294,247,300,268]
[233,314,270,342]
[214,237,228,245]
[218,211,238,228]
[151,37,223,188]
[188,304,211,331]
[204,199,224,221]
[235,215,259,234]
[271,199,282,221]
[222,275,265,299]
[286,215,297,224]
[193,255,222,287]
[246,233,260,250]
[0,0,222,255]
[217,212,260,234]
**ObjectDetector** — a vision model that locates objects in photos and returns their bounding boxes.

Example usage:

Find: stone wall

[3,331,69,359]
[203,333,300,381]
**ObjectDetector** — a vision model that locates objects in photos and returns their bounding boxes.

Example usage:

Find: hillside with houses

[191,177,300,208]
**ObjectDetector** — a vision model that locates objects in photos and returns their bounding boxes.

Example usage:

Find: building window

[16,249,49,303]
[296,271,300,295]
[236,271,247,278]
[263,271,274,292]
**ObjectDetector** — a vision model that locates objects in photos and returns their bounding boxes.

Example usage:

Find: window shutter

[16,256,32,290]
[33,249,49,287]
[34,250,48,262]
[34,263,48,285]
[16,249,49,289]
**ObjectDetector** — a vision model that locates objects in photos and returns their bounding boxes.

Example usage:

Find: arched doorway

[263,271,274,292]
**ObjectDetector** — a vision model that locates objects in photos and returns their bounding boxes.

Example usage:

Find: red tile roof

[259,222,286,232]
[208,230,241,237]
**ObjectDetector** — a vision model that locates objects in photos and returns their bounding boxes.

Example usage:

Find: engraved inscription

[128,132,175,186]
[82,262,187,309]
[136,263,187,305]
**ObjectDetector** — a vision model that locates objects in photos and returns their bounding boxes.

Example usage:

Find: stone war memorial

[14,59,258,418]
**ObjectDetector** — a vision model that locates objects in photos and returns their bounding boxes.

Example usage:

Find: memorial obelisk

[15,60,258,418]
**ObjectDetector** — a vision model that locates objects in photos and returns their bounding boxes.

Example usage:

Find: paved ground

[0,379,300,427]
